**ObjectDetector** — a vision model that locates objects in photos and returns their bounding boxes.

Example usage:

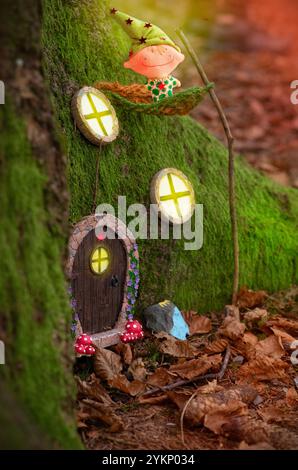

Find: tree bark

[0,0,79,449]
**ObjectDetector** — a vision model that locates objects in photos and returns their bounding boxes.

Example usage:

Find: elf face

[124,45,184,79]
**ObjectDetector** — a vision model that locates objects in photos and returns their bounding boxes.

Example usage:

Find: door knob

[111,275,119,287]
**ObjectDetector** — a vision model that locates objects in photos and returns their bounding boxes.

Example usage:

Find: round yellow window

[72,86,119,145]
[90,247,109,275]
[150,168,195,224]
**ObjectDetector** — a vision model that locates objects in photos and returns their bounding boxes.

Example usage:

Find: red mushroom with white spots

[74,334,95,356]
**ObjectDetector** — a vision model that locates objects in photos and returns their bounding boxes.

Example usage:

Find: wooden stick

[92,142,102,212]
[176,29,239,305]
[180,347,231,444]
[180,388,199,446]
[141,346,231,398]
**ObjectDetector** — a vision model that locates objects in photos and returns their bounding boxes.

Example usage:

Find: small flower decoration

[126,246,140,317]
[68,284,79,338]
[120,245,144,343]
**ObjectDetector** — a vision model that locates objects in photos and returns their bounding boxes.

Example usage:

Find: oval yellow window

[72,86,119,145]
[90,247,109,275]
[150,168,195,224]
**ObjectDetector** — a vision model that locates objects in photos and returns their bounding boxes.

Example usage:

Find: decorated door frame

[67,213,138,348]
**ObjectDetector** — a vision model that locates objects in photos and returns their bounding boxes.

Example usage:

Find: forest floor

[76,286,298,450]
[186,0,298,188]
[75,0,298,451]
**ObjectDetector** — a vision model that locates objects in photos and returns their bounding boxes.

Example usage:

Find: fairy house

[52,1,298,345]
[1,0,298,449]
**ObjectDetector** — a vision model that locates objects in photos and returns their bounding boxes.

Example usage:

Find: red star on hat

[110,8,117,14]
[144,23,152,28]
[126,18,133,25]
[139,36,147,44]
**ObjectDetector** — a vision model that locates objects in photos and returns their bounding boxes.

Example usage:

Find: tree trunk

[0,0,297,449]
[0,0,80,449]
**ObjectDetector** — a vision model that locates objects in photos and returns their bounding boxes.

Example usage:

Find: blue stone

[170,306,189,340]
[143,300,189,340]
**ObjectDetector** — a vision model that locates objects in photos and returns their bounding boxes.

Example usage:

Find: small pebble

[233,355,244,365]
[253,395,264,406]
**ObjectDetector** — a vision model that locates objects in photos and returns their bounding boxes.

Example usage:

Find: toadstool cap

[110,8,181,55]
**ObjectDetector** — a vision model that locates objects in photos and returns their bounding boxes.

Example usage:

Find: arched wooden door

[71,230,127,334]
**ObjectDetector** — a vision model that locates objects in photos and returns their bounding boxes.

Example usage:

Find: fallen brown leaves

[237,287,268,310]
[115,343,133,365]
[286,387,298,408]
[77,398,123,433]
[237,356,290,383]
[183,311,212,335]
[76,375,123,432]
[219,315,245,340]
[233,332,258,360]
[109,376,146,396]
[155,332,196,357]
[266,317,298,336]
[205,338,229,354]
[94,347,146,397]
[75,287,298,450]
[204,400,248,435]
[94,347,122,381]
[169,355,222,380]
[147,368,173,387]
[270,327,296,350]
[244,308,268,326]
[169,386,257,426]
[255,335,284,359]
[128,358,147,382]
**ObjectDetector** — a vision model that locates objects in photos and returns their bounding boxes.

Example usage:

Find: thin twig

[142,346,231,398]
[176,29,239,305]
[180,346,231,445]
[180,388,199,446]
[217,344,231,379]
[92,142,102,213]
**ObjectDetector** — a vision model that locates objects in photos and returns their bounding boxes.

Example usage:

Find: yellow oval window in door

[90,247,109,275]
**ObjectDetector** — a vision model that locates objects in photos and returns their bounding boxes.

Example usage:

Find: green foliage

[127,247,140,315]
[0,101,80,448]
[42,0,298,313]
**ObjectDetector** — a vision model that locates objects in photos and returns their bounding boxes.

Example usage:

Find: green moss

[42,0,298,313]
[0,382,53,449]
[0,101,80,448]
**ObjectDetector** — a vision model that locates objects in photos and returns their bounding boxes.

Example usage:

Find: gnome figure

[111,8,185,102]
